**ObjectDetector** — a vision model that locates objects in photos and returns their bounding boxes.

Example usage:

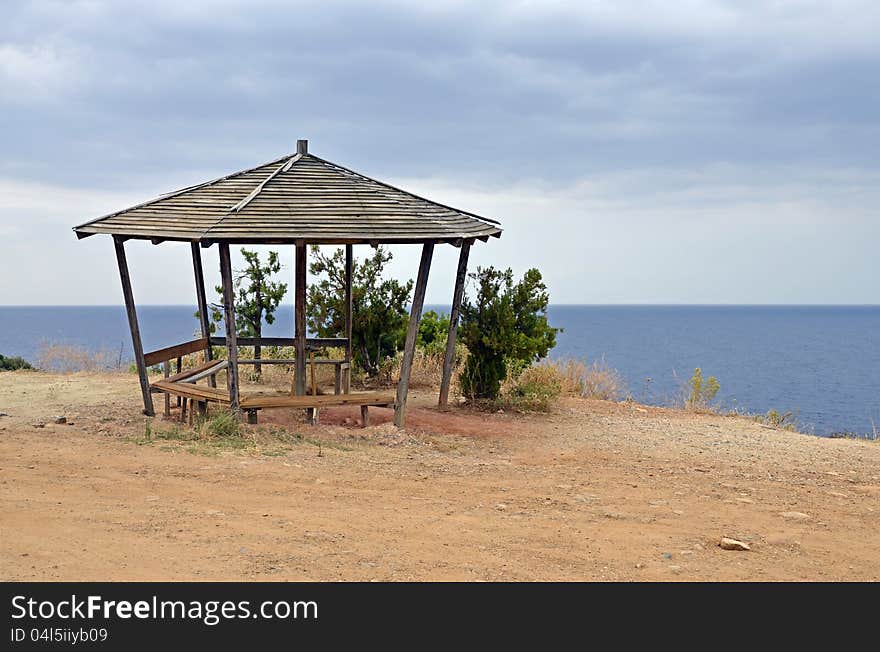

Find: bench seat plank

[241,392,394,410]
[151,379,231,403]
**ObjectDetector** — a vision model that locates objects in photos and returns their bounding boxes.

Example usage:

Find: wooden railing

[143,338,210,367]
[208,337,348,349]
[145,337,349,367]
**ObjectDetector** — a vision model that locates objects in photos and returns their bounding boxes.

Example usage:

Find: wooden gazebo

[73,140,501,427]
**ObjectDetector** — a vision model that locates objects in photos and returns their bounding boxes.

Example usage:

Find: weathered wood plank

[182,360,229,384]
[439,240,472,408]
[152,380,231,403]
[143,338,210,367]
[344,244,353,394]
[219,242,241,411]
[294,242,307,396]
[191,242,215,387]
[163,361,171,417]
[113,236,154,416]
[208,336,347,348]
[394,243,434,427]
[241,392,394,409]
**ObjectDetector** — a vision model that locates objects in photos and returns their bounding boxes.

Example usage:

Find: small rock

[735,497,754,504]
[495,503,508,511]
[0,412,9,417]
[53,416,66,424]
[780,511,811,521]
[662,552,673,560]
[32,423,45,429]
[668,565,682,573]
[719,537,751,551]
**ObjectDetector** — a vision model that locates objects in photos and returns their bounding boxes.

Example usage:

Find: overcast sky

[2,0,878,305]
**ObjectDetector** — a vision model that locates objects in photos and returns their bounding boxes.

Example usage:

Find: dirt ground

[1,371,878,581]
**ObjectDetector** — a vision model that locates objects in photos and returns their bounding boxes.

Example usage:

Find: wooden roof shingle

[73,144,502,245]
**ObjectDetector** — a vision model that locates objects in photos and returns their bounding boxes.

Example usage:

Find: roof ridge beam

[228,153,303,214]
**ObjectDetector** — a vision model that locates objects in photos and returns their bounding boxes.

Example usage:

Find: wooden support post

[439,240,472,408]
[163,361,171,417]
[191,242,215,387]
[361,405,370,428]
[307,349,317,422]
[176,356,182,407]
[294,242,307,397]
[197,401,207,420]
[344,244,353,394]
[219,243,240,412]
[180,398,187,423]
[113,236,154,416]
[394,243,434,427]
[334,363,342,395]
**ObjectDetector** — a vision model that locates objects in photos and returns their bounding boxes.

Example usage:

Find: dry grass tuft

[35,342,128,373]
[496,357,627,412]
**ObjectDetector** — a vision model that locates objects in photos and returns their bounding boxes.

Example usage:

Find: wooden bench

[240,391,394,426]
[151,377,232,424]
[235,357,351,395]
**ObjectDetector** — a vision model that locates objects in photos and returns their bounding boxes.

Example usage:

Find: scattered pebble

[662,552,673,560]
[53,416,67,424]
[780,511,811,521]
[32,423,45,429]
[719,537,751,551]
[495,503,508,511]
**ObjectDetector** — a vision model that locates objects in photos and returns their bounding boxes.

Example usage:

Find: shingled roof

[73,141,502,245]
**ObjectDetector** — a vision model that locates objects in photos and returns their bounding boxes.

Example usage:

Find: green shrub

[0,354,33,371]
[458,267,558,401]
[685,368,720,409]
[306,245,412,377]
[417,310,451,356]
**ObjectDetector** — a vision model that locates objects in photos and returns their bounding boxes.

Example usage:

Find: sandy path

[1,371,878,581]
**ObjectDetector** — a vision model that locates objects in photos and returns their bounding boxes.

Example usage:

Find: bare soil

[1,371,878,581]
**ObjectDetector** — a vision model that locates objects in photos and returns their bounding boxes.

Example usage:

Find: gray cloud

[1,0,878,304]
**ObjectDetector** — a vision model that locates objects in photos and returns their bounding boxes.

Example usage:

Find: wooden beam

[143,338,209,367]
[113,236,154,416]
[163,361,171,417]
[294,243,307,396]
[439,240,471,408]
[344,244,353,394]
[218,242,240,412]
[208,336,346,348]
[394,242,434,427]
[191,242,215,387]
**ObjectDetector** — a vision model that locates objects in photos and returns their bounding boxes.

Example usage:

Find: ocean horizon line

[2,303,879,309]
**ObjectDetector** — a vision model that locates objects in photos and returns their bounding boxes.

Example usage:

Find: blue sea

[1,305,877,437]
